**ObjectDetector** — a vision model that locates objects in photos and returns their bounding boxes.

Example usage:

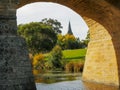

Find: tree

[17,22,57,54]
[64,34,77,49]
[48,45,63,69]
[81,31,90,47]
[57,34,65,49]
[57,34,81,50]
[86,30,90,40]
[41,18,63,34]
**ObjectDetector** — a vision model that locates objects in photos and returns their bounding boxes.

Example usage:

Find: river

[35,71,119,90]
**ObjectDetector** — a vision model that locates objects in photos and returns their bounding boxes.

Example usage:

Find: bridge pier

[82,10,120,86]
[0,1,36,90]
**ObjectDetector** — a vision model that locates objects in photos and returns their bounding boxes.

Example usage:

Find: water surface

[36,80,119,90]
[35,71,119,90]
[35,71,82,84]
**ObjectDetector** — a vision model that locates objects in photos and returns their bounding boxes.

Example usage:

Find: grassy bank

[62,49,87,63]
[33,48,87,76]
[45,48,87,63]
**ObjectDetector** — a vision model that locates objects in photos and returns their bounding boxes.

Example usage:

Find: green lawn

[44,48,87,63]
[62,49,87,62]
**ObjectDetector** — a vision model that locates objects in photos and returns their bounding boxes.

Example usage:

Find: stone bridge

[0,0,120,90]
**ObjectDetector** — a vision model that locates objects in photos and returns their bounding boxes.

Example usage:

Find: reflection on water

[83,81,119,90]
[35,71,119,90]
[35,71,82,84]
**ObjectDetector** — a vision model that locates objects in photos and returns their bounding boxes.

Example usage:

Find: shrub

[65,61,84,73]
[65,62,74,72]
[33,69,40,76]
[32,53,45,74]
[48,45,63,69]
[74,62,84,72]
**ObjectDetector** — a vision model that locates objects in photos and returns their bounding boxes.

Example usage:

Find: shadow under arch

[17,0,120,87]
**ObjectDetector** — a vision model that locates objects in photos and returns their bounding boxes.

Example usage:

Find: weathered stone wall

[0,1,36,90]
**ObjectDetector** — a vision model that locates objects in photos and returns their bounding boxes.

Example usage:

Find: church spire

[67,21,73,35]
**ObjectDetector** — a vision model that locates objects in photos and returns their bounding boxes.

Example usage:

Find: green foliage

[44,48,86,70]
[41,18,63,34]
[86,30,90,40]
[45,49,86,62]
[48,45,63,69]
[17,22,57,54]
[81,31,90,47]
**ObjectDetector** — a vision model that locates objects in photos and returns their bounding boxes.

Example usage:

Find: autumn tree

[57,34,81,49]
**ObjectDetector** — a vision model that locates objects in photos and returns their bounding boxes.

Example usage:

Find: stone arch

[83,17,119,85]
[17,0,120,86]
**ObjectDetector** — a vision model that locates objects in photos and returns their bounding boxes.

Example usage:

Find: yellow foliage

[33,69,40,75]
[65,34,76,41]
[32,53,45,75]
[57,34,63,40]
[58,34,76,42]
[33,53,44,65]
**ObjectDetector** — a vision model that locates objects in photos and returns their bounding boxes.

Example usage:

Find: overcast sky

[17,2,89,40]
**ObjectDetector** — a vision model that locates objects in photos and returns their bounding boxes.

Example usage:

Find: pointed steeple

[67,21,73,35]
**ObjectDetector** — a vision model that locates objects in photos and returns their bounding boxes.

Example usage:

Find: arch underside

[18,0,120,86]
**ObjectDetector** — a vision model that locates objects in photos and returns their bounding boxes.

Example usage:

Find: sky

[17,2,89,40]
